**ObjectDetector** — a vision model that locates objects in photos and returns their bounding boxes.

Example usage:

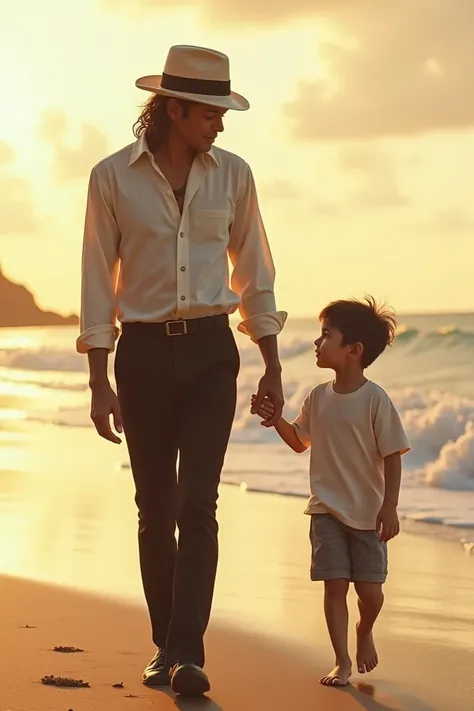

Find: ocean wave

[28,408,91,428]
[238,338,311,366]
[1,324,474,497]
[0,375,87,392]
[0,338,310,375]
[420,420,474,491]
[2,319,474,542]
[396,325,474,350]
[231,381,474,494]
[25,380,474,495]
[0,348,86,373]
[1,323,474,375]
[18,385,474,538]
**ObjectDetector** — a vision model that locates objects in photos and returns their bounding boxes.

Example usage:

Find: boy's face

[314,319,362,370]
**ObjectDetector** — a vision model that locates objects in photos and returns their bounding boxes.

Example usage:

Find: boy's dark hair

[319,295,397,368]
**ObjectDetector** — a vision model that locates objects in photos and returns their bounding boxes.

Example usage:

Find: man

[76,44,286,697]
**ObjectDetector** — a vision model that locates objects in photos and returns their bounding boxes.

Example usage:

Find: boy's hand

[252,368,284,427]
[250,394,275,422]
[376,504,400,542]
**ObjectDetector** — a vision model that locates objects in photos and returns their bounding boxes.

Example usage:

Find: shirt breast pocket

[194,209,230,244]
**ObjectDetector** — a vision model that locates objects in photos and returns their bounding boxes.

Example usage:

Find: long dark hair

[132,94,192,151]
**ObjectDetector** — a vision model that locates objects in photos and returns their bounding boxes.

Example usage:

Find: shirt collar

[128,133,150,166]
[128,133,219,168]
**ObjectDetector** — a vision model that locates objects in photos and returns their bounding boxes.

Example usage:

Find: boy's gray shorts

[309,513,387,583]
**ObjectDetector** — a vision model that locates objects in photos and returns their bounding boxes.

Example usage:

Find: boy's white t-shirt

[292,380,410,530]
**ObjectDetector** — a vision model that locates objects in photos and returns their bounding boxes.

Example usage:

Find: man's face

[171,101,226,153]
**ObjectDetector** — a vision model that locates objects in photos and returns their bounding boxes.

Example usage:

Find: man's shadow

[152,678,436,711]
[170,684,435,711]
[174,696,223,711]
[154,687,223,711]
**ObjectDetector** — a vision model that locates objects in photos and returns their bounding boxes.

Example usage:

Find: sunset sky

[1,0,473,317]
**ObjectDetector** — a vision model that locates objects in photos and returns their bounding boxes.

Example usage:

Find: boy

[251,296,410,687]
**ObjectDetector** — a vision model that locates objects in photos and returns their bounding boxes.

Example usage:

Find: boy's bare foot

[356,623,378,673]
[320,660,352,686]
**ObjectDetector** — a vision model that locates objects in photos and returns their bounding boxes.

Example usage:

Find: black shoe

[170,662,210,697]
[142,648,170,686]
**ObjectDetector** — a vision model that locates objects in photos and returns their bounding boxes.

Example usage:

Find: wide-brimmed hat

[135,44,249,112]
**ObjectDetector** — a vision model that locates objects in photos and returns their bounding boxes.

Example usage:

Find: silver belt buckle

[165,319,188,336]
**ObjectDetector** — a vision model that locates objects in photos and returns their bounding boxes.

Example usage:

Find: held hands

[90,382,123,444]
[376,504,400,542]
[250,394,276,425]
[250,368,284,427]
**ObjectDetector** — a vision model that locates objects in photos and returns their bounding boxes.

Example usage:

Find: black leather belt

[121,313,229,336]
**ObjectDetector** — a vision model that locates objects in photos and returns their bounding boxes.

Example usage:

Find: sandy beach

[1,561,473,711]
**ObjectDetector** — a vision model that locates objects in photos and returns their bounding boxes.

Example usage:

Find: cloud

[283,0,474,140]
[422,208,474,233]
[311,198,343,216]
[259,178,345,217]
[101,0,473,140]
[38,110,69,144]
[99,0,336,23]
[38,111,108,183]
[0,143,15,166]
[260,145,407,214]
[260,179,301,201]
[339,147,409,209]
[0,142,39,234]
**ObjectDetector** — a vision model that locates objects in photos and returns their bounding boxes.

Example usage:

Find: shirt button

[180,266,186,272]
[181,295,186,301]
[180,232,184,238]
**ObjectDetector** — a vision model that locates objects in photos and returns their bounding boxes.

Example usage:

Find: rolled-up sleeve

[76,165,121,354]
[228,161,287,342]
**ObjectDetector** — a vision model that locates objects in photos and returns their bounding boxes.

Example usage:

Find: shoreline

[220,481,474,548]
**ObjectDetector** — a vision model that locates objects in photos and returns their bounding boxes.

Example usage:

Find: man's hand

[251,367,284,427]
[90,382,123,444]
[376,504,400,542]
